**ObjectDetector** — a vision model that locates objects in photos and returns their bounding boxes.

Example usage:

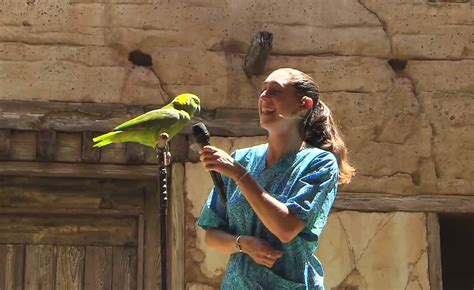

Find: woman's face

[258,69,302,132]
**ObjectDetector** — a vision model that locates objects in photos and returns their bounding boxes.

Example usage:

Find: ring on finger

[266,250,272,258]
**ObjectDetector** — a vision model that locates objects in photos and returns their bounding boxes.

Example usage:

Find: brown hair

[285,68,355,184]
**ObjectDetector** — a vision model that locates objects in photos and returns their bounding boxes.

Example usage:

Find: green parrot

[92,93,201,148]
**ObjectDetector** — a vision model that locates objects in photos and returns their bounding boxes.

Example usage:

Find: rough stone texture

[318,211,430,290]
[1,0,473,287]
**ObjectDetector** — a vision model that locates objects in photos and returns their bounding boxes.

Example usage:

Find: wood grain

[137,215,145,290]
[55,246,85,290]
[84,246,112,290]
[0,161,157,179]
[0,129,11,160]
[82,131,101,163]
[24,245,55,290]
[427,213,444,290]
[0,215,138,246]
[0,244,24,290]
[144,185,160,290]
[9,130,36,161]
[37,129,56,161]
[112,247,138,290]
[55,132,82,162]
[0,176,145,212]
[334,192,474,213]
[170,164,185,290]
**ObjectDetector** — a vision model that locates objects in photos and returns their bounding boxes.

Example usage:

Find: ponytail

[287,68,355,184]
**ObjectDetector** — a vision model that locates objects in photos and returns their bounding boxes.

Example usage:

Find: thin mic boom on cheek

[277,113,304,120]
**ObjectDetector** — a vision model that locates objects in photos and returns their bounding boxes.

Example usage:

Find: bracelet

[235,235,243,253]
[235,171,250,183]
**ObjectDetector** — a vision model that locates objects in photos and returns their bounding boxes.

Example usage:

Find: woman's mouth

[261,108,276,114]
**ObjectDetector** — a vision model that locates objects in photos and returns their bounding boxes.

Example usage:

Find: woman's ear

[300,97,313,110]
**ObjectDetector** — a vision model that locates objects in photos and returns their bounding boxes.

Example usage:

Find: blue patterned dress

[197,144,339,289]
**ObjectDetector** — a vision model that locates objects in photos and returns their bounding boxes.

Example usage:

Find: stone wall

[1,0,473,289]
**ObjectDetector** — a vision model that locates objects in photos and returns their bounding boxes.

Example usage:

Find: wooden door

[0,177,150,290]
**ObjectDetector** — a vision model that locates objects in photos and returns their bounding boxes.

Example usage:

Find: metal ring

[266,250,272,258]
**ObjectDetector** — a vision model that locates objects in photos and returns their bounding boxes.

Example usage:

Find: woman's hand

[240,236,283,268]
[199,146,246,180]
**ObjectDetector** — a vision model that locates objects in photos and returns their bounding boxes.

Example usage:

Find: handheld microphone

[192,123,227,206]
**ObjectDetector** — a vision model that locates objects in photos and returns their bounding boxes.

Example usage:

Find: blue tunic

[197,144,339,289]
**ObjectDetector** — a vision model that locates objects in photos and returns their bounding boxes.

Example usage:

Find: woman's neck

[266,131,304,168]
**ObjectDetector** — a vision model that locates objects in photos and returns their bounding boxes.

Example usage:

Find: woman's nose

[259,91,271,100]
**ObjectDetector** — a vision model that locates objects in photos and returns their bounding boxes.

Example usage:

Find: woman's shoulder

[233,143,267,161]
[300,147,339,168]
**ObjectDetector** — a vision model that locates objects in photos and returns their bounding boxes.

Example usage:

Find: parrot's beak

[196,105,201,116]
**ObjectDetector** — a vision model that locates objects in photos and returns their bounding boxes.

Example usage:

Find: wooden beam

[0,100,265,137]
[426,213,443,290]
[81,131,101,163]
[0,161,156,179]
[334,192,474,213]
[169,164,185,290]
[0,208,143,217]
[0,129,11,160]
[37,129,56,161]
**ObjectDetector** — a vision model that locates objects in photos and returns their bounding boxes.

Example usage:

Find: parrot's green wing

[113,107,182,132]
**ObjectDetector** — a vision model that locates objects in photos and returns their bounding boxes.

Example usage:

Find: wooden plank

[37,129,56,161]
[55,132,82,162]
[112,247,138,290]
[10,130,37,161]
[0,129,11,160]
[126,143,145,164]
[0,176,145,212]
[334,192,474,213]
[0,207,142,216]
[0,215,138,246]
[170,164,185,290]
[55,246,85,290]
[137,215,145,290]
[170,135,188,163]
[84,246,112,290]
[0,100,265,137]
[25,245,55,290]
[0,245,24,290]
[0,161,157,179]
[0,100,142,133]
[82,131,101,163]
[100,143,128,164]
[427,213,443,290]
[144,185,160,290]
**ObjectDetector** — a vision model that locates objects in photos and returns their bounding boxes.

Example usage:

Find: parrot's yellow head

[171,93,201,116]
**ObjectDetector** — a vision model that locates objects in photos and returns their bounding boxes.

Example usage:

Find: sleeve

[285,151,339,242]
[196,151,239,231]
[197,185,229,230]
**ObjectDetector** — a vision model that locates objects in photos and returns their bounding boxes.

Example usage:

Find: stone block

[393,28,473,59]
[268,56,394,94]
[318,211,429,290]
[406,60,474,93]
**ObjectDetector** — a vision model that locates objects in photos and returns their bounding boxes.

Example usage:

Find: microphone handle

[210,171,227,204]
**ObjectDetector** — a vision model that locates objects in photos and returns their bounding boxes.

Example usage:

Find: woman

[197,68,355,289]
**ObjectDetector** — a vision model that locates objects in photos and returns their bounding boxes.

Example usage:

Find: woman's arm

[204,228,283,268]
[236,174,305,243]
[200,146,305,243]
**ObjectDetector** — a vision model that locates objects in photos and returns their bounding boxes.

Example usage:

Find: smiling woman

[197,68,355,289]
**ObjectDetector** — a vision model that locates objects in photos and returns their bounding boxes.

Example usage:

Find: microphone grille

[192,122,210,145]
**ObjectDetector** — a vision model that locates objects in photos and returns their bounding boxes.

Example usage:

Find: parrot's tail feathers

[92,131,119,142]
[93,139,114,148]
